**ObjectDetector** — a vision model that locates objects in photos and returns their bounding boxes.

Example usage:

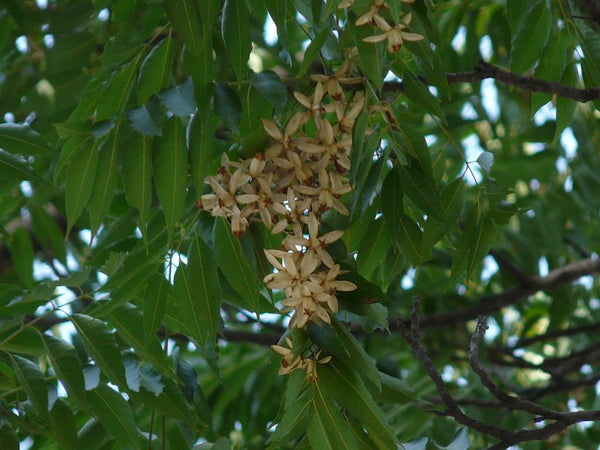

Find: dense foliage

[1,0,600,448]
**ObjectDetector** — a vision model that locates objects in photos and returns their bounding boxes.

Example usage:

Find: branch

[446,60,600,102]
[391,257,600,331]
[382,60,600,103]
[405,307,600,449]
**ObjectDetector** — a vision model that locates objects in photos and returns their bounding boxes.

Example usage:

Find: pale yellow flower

[363,13,424,53]
[304,350,332,382]
[271,337,302,375]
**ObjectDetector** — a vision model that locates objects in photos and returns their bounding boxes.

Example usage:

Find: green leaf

[96,57,141,120]
[120,133,153,234]
[86,383,140,447]
[0,123,56,158]
[54,136,92,184]
[214,82,242,133]
[108,304,174,380]
[577,24,600,89]
[350,20,384,90]
[441,178,466,227]
[318,362,397,448]
[390,127,433,183]
[298,27,330,76]
[213,218,261,314]
[247,70,288,113]
[128,97,164,136]
[376,372,422,404]
[7,226,34,287]
[450,214,497,283]
[71,314,127,388]
[308,381,358,450]
[42,335,87,408]
[89,123,122,237]
[65,137,100,236]
[173,235,222,351]
[153,117,188,239]
[398,161,446,223]
[531,30,570,114]
[555,62,578,142]
[329,319,381,388]
[221,0,252,80]
[143,276,170,343]
[164,0,203,56]
[185,45,214,112]
[269,389,312,445]
[0,149,44,183]
[137,35,174,104]
[357,217,390,278]
[395,214,429,266]
[10,355,48,417]
[158,77,197,116]
[189,111,218,194]
[0,424,18,449]
[510,1,552,74]
[506,0,530,32]
[402,70,445,120]
[381,167,404,239]
[48,399,78,450]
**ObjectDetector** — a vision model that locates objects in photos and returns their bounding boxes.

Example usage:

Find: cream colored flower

[303,350,332,382]
[271,337,302,375]
[363,13,424,53]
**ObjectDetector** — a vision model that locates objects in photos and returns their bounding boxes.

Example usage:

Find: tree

[0,0,600,448]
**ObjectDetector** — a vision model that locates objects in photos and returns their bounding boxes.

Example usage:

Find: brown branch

[382,60,600,103]
[446,60,600,102]
[391,257,600,331]
[399,297,510,439]
[405,307,600,449]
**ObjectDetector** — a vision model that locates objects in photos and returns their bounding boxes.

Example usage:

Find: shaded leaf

[48,399,78,449]
[510,1,551,73]
[120,133,153,234]
[173,235,221,351]
[89,123,122,237]
[357,217,390,278]
[298,27,330,76]
[248,70,288,113]
[450,214,497,283]
[108,304,174,380]
[189,111,218,193]
[221,0,252,79]
[308,381,358,450]
[96,56,141,120]
[153,117,188,239]
[164,0,203,55]
[0,123,55,158]
[0,149,45,183]
[86,383,139,447]
[42,335,87,408]
[11,354,48,417]
[213,218,261,313]
[214,82,242,133]
[158,77,196,116]
[319,362,397,448]
[128,97,164,136]
[71,314,127,388]
[143,276,170,343]
[137,35,174,103]
[65,138,100,235]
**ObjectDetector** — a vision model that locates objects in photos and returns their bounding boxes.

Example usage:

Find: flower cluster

[340,0,424,53]
[200,59,364,329]
[271,337,331,382]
